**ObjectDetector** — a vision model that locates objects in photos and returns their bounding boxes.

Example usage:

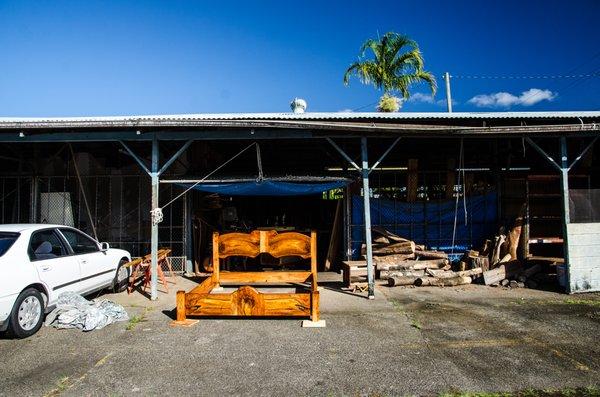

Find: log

[379,269,425,279]
[425,269,453,277]
[500,279,509,287]
[377,259,449,271]
[373,236,390,244]
[387,276,419,287]
[508,204,526,260]
[480,239,492,257]
[426,268,483,279]
[415,250,449,260]
[372,241,416,255]
[483,261,521,285]
[521,263,542,278]
[491,234,506,265]
[499,254,512,263]
[371,226,410,243]
[372,253,416,264]
[415,276,472,287]
[470,256,490,272]
[456,267,483,277]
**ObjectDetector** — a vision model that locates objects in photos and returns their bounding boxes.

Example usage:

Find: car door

[29,228,82,303]
[58,228,115,292]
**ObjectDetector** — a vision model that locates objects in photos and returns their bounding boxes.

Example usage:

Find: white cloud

[468,88,557,108]
[408,92,435,104]
[408,92,457,107]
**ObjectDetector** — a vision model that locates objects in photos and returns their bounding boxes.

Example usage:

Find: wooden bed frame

[172,230,322,326]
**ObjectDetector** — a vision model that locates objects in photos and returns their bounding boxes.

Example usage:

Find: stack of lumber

[366,227,475,287]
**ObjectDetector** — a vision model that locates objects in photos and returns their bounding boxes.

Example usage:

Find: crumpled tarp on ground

[44,291,129,331]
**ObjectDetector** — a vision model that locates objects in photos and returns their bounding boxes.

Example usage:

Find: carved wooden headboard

[215,230,314,259]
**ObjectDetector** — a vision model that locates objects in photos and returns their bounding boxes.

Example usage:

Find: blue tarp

[180,180,348,196]
[351,192,497,258]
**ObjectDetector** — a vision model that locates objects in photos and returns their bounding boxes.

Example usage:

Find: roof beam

[325,138,361,171]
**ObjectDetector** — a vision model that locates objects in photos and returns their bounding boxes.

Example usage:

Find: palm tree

[343,32,437,112]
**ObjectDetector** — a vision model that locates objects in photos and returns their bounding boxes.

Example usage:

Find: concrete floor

[1,273,599,396]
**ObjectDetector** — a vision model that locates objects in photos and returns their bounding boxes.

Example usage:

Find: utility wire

[450,72,600,79]
[160,142,257,209]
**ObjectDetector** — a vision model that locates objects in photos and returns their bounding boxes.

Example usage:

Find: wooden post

[170,289,198,327]
[176,290,186,321]
[311,290,320,322]
[311,230,318,289]
[407,159,418,203]
[212,231,220,288]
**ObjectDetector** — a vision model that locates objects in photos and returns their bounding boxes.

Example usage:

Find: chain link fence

[0,174,187,272]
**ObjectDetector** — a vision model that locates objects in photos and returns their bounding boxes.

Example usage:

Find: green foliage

[344,32,437,110]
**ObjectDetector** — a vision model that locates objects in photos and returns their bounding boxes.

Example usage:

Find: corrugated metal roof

[1,110,599,123]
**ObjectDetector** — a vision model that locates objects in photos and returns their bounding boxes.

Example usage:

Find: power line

[450,72,600,80]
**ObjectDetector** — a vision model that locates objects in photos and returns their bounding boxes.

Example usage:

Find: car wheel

[112,259,129,293]
[8,288,45,339]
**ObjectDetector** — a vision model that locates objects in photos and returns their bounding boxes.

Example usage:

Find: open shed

[0,111,598,298]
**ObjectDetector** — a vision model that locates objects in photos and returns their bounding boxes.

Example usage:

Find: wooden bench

[341,260,377,288]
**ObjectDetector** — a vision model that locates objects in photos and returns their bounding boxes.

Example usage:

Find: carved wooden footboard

[172,230,321,326]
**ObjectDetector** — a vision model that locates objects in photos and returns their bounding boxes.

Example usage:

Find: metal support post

[150,135,159,301]
[185,193,194,274]
[360,137,375,299]
[559,137,571,293]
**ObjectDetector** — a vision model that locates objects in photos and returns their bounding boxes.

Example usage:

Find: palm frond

[344,32,437,107]
[343,60,382,89]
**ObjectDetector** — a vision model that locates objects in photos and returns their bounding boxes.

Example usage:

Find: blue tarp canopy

[351,192,498,257]
[180,180,348,196]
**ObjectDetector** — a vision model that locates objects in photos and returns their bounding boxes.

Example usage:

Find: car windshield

[0,232,19,257]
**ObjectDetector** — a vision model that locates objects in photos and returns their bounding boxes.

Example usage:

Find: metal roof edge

[0,110,599,124]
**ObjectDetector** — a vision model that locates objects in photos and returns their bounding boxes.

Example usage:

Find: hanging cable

[159,142,257,211]
[256,143,264,182]
[451,138,467,255]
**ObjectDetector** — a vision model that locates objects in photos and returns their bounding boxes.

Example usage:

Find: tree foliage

[344,32,437,105]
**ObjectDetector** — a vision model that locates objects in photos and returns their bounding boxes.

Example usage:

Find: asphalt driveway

[1,275,599,396]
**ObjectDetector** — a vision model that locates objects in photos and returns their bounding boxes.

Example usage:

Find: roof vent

[290,98,307,114]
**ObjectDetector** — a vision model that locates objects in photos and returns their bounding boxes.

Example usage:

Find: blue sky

[0,0,599,116]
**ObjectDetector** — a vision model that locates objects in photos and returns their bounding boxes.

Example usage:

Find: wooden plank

[219,271,311,284]
[189,274,217,294]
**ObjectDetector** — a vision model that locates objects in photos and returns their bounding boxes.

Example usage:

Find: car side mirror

[100,242,110,251]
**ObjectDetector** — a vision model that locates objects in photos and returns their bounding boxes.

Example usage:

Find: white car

[0,224,131,338]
